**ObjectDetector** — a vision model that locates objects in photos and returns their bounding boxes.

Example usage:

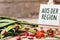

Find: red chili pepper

[29,33,35,37]
[15,25,19,29]
[49,32,55,37]
[20,32,29,38]
[36,34,40,38]
[25,27,30,30]
[34,28,38,32]
[40,30,45,33]
[16,35,21,40]
[35,31,45,38]
[25,32,29,36]
[1,30,7,35]
[24,32,29,37]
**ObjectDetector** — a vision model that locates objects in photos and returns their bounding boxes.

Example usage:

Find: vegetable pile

[0,16,38,39]
[0,17,60,40]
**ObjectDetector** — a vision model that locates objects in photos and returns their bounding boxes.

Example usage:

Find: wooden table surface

[3,36,59,40]
[18,18,38,24]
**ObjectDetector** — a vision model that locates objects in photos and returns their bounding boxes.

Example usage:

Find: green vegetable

[0,16,17,21]
[0,19,17,27]
[0,16,38,39]
[28,28,36,34]
[4,25,14,32]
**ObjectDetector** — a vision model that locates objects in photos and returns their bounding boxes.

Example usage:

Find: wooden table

[3,36,59,40]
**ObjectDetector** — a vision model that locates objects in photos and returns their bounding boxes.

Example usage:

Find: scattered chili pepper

[16,35,21,40]
[1,30,7,35]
